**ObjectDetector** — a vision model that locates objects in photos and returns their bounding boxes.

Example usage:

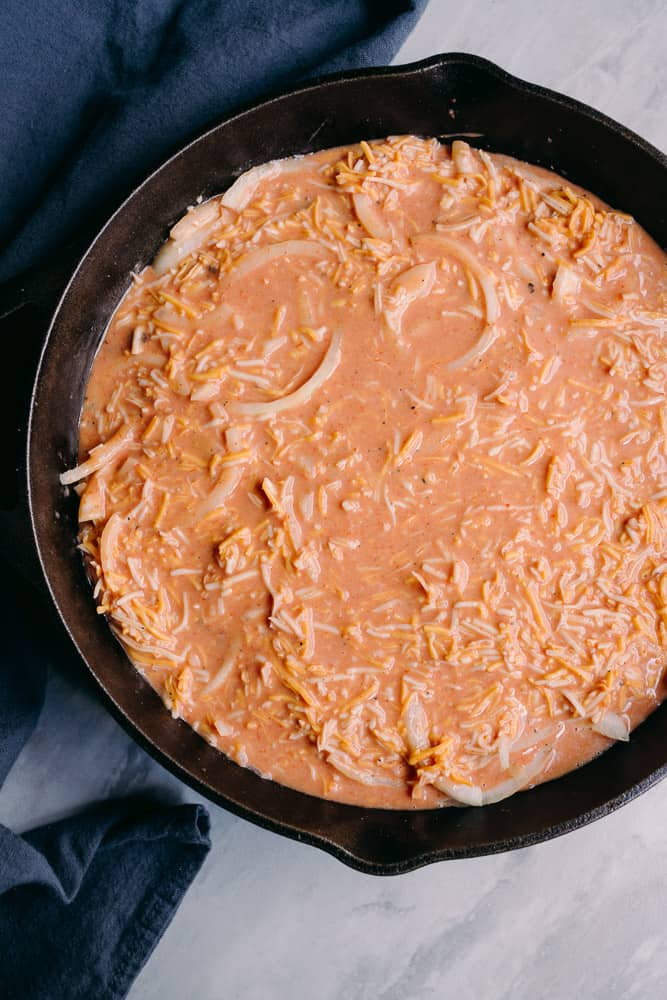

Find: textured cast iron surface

[28,54,667,874]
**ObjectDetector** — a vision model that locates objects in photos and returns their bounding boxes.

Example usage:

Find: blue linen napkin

[1,0,425,284]
[0,2,425,998]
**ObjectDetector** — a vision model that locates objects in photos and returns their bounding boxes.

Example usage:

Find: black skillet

[15,53,667,874]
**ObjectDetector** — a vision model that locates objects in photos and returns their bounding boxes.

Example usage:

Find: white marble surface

[4,2,667,997]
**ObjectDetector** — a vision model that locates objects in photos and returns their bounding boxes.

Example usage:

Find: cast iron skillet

[25,53,667,874]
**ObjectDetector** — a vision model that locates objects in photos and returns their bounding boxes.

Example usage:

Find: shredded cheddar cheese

[68,136,667,810]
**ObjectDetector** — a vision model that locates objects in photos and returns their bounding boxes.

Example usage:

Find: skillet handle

[0,245,83,589]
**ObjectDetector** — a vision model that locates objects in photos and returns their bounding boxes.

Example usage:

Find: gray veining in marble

[3,2,666,997]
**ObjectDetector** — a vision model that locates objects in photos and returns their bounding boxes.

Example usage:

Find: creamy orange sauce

[66,136,667,808]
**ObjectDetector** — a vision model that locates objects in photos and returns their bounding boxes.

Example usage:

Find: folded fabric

[0,0,426,284]
[0,802,211,1000]
[0,2,426,998]
[0,566,210,1000]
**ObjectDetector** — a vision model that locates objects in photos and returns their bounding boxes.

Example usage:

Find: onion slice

[451,139,477,175]
[552,263,581,303]
[433,748,551,807]
[327,751,404,788]
[78,473,106,522]
[412,234,499,323]
[403,693,430,752]
[412,234,501,369]
[436,214,482,232]
[170,199,221,241]
[60,424,134,486]
[221,157,306,212]
[153,199,226,275]
[99,512,125,583]
[226,239,333,285]
[353,192,392,241]
[592,711,630,742]
[198,467,244,518]
[447,326,499,372]
[203,634,241,694]
[383,261,437,337]
[230,328,342,419]
[115,630,183,663]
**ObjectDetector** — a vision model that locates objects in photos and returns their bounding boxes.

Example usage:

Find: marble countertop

[5,2,666,997]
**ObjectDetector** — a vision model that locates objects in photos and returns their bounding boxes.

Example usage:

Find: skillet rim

[26,51,667,875]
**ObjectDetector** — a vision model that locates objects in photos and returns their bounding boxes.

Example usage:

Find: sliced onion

[190,382,220,402]
[447,326,499,372]
[327,751,404,788]
[511,721,564,754]
[394,261,437,299]
[230,328,342,419]
[451,140,477,175]
[353,192,392,241]
[221,161,286,211]
[478,149,498,182]
[383,261,437,337]
[433,748,551,807]
[60,424,134,486]
[498,735,511,772]
[433,775,483,807]
[212,718,235,738]
[403,693,430,752]
[113,629,183,663]
[412,234,499,323]
[153,200,226,275]
[198,466,244,517]
[78,473,106,522]
[99,512,124,582]
[152,305,189,331]
[552,263,581,303]
[412,234,502,370]
[203,634,241,695]
[170,199,220,240]
[436,214,482,232]
[592,711,630,742]
[227,239,333,285]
